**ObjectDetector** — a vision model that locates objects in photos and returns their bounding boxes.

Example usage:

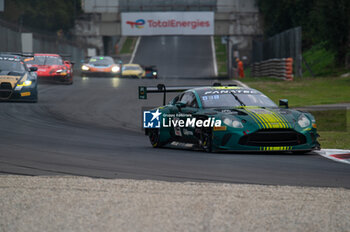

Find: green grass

[120,37,136,54]
[241,76,350,149]
[243,76,350,107]
[312,110,347,132]
[214,36,227,76]
[317,110,350,149]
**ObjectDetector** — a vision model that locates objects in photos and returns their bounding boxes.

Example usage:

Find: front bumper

[0,85,38,102]
[212,127,319,152]
[37,74,72,83]
[81,71,119,77]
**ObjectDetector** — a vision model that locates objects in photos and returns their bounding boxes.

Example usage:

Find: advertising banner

[121,12,214,36]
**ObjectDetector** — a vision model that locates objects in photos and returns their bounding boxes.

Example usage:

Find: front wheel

[148,128,164,148]
[199,127,213,152]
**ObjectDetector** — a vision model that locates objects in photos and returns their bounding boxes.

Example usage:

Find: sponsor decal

[126,19,145,29]
[146,19,209,29]
[20,92,31,97]
[204,89,255,95]
[163,117,221,128]
[143,109,221,129]
[121,12,214,36]
[143,109,161,128]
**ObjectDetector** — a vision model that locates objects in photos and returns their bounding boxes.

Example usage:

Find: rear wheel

[148,128,164,148]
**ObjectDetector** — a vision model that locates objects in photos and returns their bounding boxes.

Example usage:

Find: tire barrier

[251,58,294,80]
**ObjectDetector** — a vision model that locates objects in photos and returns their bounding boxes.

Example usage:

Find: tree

[1,0,81,33]
[257,0,350,66]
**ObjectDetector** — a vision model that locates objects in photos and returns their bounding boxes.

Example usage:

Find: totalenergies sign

[121,12,214,36]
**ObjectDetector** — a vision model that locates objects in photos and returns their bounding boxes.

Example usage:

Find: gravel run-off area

[1,175,350,232]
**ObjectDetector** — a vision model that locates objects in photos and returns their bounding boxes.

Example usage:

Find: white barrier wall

[121,12,214,36]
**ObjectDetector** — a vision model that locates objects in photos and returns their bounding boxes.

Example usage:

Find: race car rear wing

[139,83,233,105]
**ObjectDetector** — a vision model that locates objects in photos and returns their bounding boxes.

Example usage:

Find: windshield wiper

[230,92,246,107]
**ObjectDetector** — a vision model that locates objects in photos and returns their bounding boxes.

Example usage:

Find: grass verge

[120,37,137,54]
[242,76,350,107]
[241,76,350,149]
[214,36,227,76]
[312,110,349,149]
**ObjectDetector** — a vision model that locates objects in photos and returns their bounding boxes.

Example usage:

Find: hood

[122,70,143,75]
[0,72,24,89]
[214,106,298,129]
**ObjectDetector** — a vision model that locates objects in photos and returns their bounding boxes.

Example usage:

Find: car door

[174,92,199,142]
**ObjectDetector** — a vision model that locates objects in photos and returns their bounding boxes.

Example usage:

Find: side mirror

[279,99,289,108]
[175,102,186,109]
[29,67,38,72]
[64,60,71,65]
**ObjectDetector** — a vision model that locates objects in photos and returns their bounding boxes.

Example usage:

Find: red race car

[25,53,73,84]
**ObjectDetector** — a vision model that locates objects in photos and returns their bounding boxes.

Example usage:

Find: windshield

[25,56,63,65]
[122,66,141,71]
[200,90,277,108]
[25,56,45,65]
[0,59,26,72]
[88,57,114,66]
[45,56,63,65]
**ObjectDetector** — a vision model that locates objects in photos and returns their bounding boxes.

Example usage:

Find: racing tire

[291,150,311,155]
[200,127,213,153]
[148,128,164,148]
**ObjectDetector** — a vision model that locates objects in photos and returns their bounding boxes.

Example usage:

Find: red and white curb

[316,149,350,165]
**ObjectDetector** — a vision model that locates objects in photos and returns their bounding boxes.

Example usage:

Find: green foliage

[214,36,227,76]
[120,37,136,54]
[302,43,337,77]
[1,0,81,32]
[257,0,350,66]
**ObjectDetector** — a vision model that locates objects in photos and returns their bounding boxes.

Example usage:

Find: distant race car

[25,53,73,84]
[81,56,120,77]
[143,65,158,79]
[139,84,320,153]
[121,64,145,78]
[0,53,38,102]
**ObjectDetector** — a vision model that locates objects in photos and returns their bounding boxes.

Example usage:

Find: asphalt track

[1,36,350,188]
[133,36,216,78]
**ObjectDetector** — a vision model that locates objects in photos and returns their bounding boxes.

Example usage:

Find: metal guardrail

[251,58,293,80]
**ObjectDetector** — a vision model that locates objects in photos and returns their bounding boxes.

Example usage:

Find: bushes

[257,0,350,67]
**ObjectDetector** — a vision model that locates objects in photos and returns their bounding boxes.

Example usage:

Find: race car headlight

[153,72,157,75]
[81,65,89,71]
[298,114,311,128]
[56,69,63,73]
[223,116,243,128]
[112,66,120,73]
[17,80,32,87]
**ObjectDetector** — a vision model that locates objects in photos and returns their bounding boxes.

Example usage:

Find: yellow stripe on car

[261,146,291,151]
[246,111,265,129]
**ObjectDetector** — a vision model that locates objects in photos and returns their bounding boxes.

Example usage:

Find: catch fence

[252,27,302,78]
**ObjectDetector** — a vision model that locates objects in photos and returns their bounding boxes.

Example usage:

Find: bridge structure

[76,0,263,72]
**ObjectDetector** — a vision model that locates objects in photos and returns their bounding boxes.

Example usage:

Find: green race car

[140,84,320,153]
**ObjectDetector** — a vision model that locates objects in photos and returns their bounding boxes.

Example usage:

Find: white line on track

[129,36,141,64]
[211,36,218,77]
